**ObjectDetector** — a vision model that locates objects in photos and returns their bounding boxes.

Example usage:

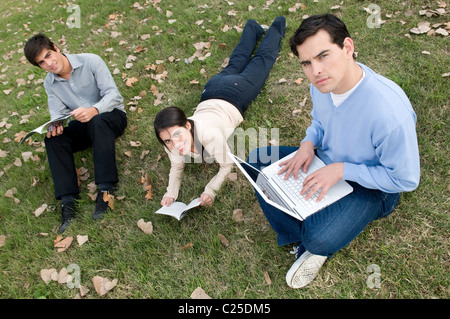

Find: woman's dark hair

[24,33,56,67]
[153,106,195,147]
[289,14,356,59]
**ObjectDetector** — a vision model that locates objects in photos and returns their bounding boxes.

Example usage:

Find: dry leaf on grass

[13,158,22,167]
[21,151,33,162]
[33,204,48,217]
[139,173,153,199]
[54,236,73,253]
[103,191,115,210]
[137,219,153,234]
[181,242,193,250]
[264,271,272,285]
[294,77,304,85]
[130,140,141,147]
[4,188,20,204]
[77,235,89,246]
[79,285,90,297]
[227,172,237,181]
[218,233,229,247]
[125,77,138,87]
[57,267,72,284]
[232,208,243,222]
[4,188,16,198]
[87,181,97,193]
[190,287,211,299]
[0,149,9,158]
[0,235,5,248]
[41,267,72,284]
[92,276,117,296]
[40,268,58,284]
[144,184,153,199]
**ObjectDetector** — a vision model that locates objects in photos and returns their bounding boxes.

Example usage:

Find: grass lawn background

[0,0,448,299]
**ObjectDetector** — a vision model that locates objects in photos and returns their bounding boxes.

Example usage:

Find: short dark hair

[24,33,56,67]
[289,14,355,59]
[153,106,195,147]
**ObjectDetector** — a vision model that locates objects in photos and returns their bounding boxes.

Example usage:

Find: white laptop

[229,151,353,221]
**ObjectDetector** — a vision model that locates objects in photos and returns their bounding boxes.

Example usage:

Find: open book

[155,197,201,220]
[20,114,72,143]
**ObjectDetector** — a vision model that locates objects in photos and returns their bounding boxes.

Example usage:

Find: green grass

[0,0,448,300]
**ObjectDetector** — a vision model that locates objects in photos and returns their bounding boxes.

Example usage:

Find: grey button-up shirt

[43,53,125,120]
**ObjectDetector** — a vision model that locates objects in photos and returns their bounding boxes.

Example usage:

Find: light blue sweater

[302,63,420,193]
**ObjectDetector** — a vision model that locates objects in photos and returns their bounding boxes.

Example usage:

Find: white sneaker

[286,251,327,288]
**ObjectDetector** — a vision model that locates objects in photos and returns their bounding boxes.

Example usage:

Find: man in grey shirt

[24,33,127,233]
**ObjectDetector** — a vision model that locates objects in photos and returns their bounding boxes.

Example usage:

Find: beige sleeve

[203,162,233,200]
[163,149,185,200]
[201,135,234,201]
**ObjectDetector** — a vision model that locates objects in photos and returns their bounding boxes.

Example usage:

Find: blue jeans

[200,17,285,114]
[246,146,401,257]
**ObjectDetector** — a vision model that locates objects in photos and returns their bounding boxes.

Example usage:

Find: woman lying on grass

[153,16,286,207]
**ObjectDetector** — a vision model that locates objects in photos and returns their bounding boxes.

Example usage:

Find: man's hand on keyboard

[301,162,344,202]
[278,141,315,180]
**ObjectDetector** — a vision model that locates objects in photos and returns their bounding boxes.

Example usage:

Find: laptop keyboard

[265,166,329,209]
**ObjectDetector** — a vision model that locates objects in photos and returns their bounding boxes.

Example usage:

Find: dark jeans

[246,146,401,257]
[45,109,127,200]
[200,17,285,114]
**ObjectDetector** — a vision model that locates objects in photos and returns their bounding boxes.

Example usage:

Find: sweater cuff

[203,187,217,201]
[343,162,360,182]
[301,136,318,148]
[163,190,178,201]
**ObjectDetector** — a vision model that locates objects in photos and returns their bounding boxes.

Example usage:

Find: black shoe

[92,190,111,220]
[58,201,77,233]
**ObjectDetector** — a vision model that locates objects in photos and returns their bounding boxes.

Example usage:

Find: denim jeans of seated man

[245,146,400,257]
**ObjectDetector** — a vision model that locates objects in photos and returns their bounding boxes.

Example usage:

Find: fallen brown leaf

[4,188,17,199]
[0,149,9,158]
[227,172,237,181]
[33,204,48,217]
[79,285,90,297]
[218,233,229,247]
[40,268,58,284]
[264,271,272,285]
[0,235,5,248]
[87,181,97,193]
[190,287,211,299]
[145,185,153,200]
[130,140,141,147]
[77,235,89,246]
[4,188,20,203]
[54,236,73,253]
[103,191,115,210]
[125,77,138,87]
[232,208,243,222]
[294,77,304,85]
[181,242,194,250]
[57,267,72,284]
[137,219,153,234]
[92,276,117,296]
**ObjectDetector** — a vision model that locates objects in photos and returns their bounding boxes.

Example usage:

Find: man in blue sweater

[246,14,420,288]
